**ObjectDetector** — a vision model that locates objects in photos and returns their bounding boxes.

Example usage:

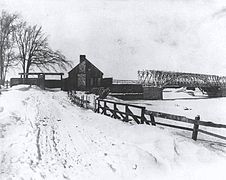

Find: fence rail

[96,99,226,142]
[97,99,147,124]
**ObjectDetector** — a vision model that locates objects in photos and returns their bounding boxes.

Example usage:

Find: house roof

[85,59,104,74]
[69,56,103,75]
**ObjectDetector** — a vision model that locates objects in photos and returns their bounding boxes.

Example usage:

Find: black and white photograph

[1,0,226,179]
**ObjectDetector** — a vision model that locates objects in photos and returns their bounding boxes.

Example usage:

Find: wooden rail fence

[96,99,226,142]
[68,91,96,110]
[96,99,147,124]
[68,92,226,142]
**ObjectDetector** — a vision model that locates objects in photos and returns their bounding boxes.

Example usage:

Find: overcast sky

[2,0,226,79]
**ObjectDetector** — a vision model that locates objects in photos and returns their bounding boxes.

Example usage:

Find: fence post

[150,114,156,126]
[192,115,200,141]
[103,101,107,115]
[125,105,129,122]
[97,99,100,113]
[6,80,9,88]
[81,95,84,107]
[94,97,97,112]
[141,107,147,124]
[113,103,117,118]
[85,95,88,109]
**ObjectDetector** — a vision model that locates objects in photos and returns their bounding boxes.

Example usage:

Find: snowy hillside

[1,85,226,180]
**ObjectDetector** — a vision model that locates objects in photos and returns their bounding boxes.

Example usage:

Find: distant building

[67,55,104,90]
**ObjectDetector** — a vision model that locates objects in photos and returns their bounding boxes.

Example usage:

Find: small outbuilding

[67,55,103,90]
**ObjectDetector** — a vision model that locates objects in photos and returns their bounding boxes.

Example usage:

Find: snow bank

[0,86,226,180]
[163,88,208,100]
[10,84,42,91]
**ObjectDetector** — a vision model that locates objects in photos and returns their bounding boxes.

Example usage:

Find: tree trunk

[25,61,31,79]
[0,47,3,82]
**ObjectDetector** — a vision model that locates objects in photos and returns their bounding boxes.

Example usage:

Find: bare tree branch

[15,23,72,78]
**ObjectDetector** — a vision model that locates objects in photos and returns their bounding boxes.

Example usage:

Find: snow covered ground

[1,85,226,180]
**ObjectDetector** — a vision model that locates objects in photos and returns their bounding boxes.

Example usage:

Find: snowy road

[1,86,226,180]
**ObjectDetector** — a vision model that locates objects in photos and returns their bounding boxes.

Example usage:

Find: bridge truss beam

[138,70,226,88]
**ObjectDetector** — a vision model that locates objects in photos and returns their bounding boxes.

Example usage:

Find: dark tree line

[0,10,71,84]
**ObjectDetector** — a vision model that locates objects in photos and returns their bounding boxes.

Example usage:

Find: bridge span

[138,70,226,98]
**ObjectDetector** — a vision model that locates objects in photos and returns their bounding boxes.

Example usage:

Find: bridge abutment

[143,86,163,100]
[221,88,226,97]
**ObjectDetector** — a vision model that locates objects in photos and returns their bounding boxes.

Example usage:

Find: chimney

[80,55,86,63]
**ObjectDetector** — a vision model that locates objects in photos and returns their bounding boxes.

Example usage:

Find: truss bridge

[138,70,226,97]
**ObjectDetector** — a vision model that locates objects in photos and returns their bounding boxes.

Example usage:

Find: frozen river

[125,88,226,124]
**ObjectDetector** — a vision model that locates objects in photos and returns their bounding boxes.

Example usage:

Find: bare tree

[0,11,18,84]
[2,40,18,81]
[15,23,71,78]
